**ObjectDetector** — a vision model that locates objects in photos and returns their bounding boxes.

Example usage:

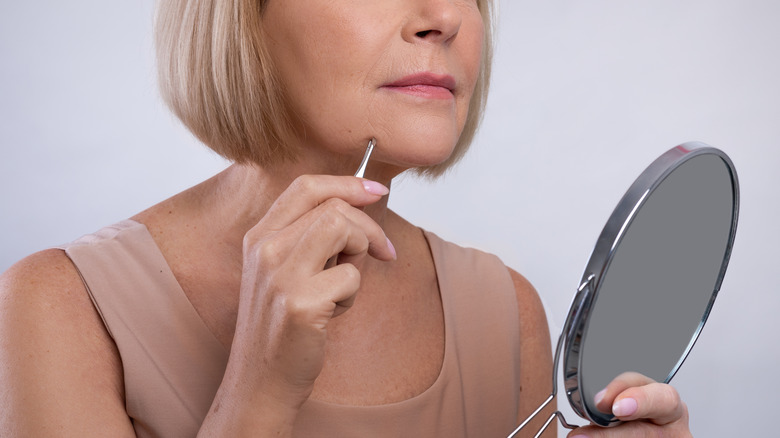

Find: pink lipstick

[382,73,456,100]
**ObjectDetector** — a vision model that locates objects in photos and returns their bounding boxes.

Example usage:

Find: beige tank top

[60,219,523,437]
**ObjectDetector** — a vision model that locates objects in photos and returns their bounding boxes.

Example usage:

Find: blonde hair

[155,0,495,177]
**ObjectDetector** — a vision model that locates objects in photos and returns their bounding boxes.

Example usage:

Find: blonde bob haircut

[156,0,494,178]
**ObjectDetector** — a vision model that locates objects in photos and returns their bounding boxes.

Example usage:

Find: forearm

[196,328,316,438]
[197,367,303,438]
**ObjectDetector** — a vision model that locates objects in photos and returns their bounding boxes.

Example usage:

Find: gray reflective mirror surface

[567,147,738,426]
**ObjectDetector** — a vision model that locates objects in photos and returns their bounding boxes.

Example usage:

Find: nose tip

[404,0,463,44]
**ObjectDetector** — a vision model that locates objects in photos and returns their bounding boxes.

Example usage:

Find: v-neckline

[129,218,452,409]
[305,229,453,410]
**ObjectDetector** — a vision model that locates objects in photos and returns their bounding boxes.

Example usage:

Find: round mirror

[563,143,739,426]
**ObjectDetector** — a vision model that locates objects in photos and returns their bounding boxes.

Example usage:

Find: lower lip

[382,85,454,100]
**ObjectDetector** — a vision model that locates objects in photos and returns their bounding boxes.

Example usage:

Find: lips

[382,73,456,100]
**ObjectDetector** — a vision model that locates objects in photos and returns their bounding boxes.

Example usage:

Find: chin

[369,106,464,164]
[374,129,460,169]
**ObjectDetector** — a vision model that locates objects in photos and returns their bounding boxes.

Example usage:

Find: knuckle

[323,198,351,210]
[283,294,313,320]
[243,225,264,246]
[341,263,361,286]
[318,208,348,231]
[659,383,681,409]
[290,174,318,194]
[254,239,285,267]
[642,383,684,423]
[320,197,349,212]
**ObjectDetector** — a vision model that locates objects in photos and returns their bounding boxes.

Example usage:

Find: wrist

[199,375,302,437]
[198,355,309,437]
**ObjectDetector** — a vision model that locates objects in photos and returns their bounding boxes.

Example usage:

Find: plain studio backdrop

[1,1,778,436]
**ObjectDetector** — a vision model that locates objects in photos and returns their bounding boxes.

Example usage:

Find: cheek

[363,97,461,168]
[459,12,486,101]
[450,11,485,134]
[290,52,384,148]
[264,5,387,143]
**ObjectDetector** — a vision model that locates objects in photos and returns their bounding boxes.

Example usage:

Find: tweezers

[354,138,376,178]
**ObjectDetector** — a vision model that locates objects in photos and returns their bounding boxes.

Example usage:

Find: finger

[308,263,362,319]
[611,382,687,425]
[293,198,396,266]
[592,371,656,414]
[590,372,687,426]
[257,175,389,233]
[316,198,396,262]
[246,198,395,275]
[268,263,362,330]
[288,207,379,275]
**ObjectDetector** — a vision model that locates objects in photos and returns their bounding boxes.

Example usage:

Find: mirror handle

[506,276,594,437]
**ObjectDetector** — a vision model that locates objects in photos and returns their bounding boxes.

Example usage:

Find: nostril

[416,30,432,38]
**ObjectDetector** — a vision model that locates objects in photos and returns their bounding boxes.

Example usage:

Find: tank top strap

[423,230,523,432]
[58,219,228,438]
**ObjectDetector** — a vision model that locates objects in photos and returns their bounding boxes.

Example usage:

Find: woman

[0,0,690,436]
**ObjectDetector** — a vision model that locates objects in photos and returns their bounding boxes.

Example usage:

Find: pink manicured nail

[362,180,389,196]
[386,237,397,260]
[594,389,607,405]
[612,397,638,417]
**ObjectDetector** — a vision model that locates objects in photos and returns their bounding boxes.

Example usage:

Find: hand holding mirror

[508,142,739,437]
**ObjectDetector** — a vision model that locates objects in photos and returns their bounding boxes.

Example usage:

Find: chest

[309,273,445,405]
[178,262,445,406]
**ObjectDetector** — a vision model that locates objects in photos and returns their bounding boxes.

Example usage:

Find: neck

[194,149,403,253]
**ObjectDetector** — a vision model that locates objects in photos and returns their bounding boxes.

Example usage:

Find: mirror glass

[571,150,738,425]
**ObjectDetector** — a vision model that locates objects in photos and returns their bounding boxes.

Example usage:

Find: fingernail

[569,435,590,438]
[362,180,389,196]
[612,397,638,417]
[386,237,397,260]
[594,388,607,405]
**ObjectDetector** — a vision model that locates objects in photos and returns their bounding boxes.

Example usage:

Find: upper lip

[382,73,456,92]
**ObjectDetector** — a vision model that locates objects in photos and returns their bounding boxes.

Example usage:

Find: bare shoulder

[2,249,89,308]
[0,250,97,342]
[0,250,135,437]
[506,267,557,438]
[507,268,549,337]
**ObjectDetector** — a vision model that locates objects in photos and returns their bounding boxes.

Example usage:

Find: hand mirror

[508,142,739,437]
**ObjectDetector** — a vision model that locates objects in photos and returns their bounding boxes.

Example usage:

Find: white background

[1,1,778,436]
